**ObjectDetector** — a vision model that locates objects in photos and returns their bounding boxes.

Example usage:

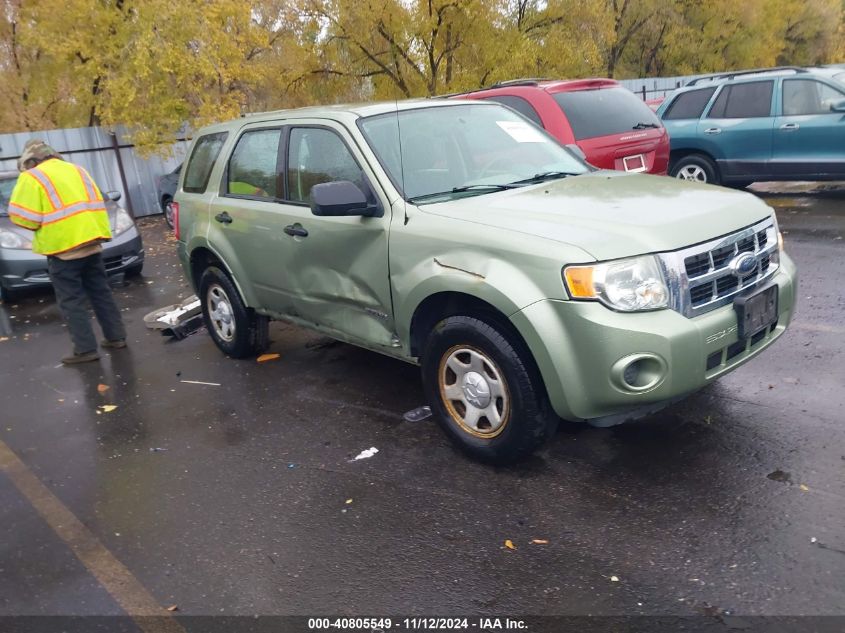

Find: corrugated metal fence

[0,126,189,219]
[618,73,707,100]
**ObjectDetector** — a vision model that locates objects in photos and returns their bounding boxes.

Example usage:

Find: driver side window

[287,128,365,203]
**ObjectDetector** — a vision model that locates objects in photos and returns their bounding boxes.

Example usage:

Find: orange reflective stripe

[26,168,63,208]
[77,167,99,202]
[39,207,106,227]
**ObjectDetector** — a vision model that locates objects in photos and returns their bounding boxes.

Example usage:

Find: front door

[772,78,845,179]
[273,123,395,348]
[700,80,775,180]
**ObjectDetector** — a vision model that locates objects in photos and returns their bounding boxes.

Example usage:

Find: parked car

[156,163,181,229]
[174,99,796,463]
[657,66,845,186]
[451,78,669,175]
[0,170,144,302]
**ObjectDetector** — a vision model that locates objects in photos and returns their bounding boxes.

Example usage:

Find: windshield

[0,176,17,216]
[358,103,588,203]
[553,87,662,140]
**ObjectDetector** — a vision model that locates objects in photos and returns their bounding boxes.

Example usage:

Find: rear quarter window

[483,95,543,127]
[183,132,228,194]
[552,87,661,140]
[708,81,773,118]
[663,88,717,120]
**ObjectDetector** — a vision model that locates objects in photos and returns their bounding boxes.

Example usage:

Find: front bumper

[511,253,797,423]
[0,228,144,293]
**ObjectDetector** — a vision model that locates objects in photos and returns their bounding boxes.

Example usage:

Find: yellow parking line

[0,440,185,633]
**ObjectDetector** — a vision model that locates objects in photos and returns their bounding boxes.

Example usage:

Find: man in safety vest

[8,139,127,364]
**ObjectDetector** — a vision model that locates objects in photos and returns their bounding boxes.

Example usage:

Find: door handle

[780,123,800,131]
[284,224,308,238]
[214,212,233,224]
[704,127,722,135]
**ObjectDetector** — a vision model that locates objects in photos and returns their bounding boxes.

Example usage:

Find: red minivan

[454,78,669,175]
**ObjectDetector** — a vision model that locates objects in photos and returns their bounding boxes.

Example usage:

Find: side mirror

[566,144,587,161]
[105,191,122,202]
[830,100,845,113]
[310,181,381,217]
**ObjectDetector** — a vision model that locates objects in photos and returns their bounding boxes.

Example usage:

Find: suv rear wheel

[162,197,175,230]
[670,154,719,185]
[199,266,269,358]
[421,315,558,464]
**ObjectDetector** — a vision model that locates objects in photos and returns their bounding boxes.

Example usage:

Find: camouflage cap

[17,139,61,171]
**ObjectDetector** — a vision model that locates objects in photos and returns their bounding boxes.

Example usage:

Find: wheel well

[409,292,527,358]
[669,149,716,168]
[160,193,172,209]
[189,247,225,289]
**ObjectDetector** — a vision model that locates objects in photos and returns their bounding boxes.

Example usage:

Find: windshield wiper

[408,183,520,203]
[508,171,577,185]
[632,122,659,129]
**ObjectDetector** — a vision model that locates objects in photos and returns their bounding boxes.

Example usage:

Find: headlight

[563,255,669,312]
[113,207,135,235]
[0,229,31,250]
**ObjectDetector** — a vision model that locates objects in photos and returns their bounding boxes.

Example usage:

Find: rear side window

[708,81,773,118]
[552,87,661,140]
[783,79,845,115]
[484,95,543,126]
[287,127,365,203]
[183,132,228,193]
[663,88,717,120]
[226,129,282,198]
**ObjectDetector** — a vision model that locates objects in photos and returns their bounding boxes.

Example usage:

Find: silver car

[0,170,144,302]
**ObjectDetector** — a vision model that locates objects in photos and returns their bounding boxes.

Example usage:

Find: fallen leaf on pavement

[257,353,280,363]
[504,539,516,550]
[0,337,8,342]
[97,384,110,393]
[345,498,353,504]
[531,539,549,544]
[166,605,178,612]
[610,576,620,582]
[99,405,118,413]
[799,484,809,491]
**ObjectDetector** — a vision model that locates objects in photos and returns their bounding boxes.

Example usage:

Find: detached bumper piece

[144,295,203,340]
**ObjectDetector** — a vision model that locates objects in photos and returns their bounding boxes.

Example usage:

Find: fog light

[611,354,667,393]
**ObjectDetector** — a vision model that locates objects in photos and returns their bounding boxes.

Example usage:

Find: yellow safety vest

[8,158,112,256]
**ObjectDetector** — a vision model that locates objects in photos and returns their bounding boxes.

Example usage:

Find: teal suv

[657,66,845,186]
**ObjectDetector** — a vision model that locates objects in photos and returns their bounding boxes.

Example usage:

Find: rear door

[772,77,845,178]
[700,80,775,179]
[550,86,669,173]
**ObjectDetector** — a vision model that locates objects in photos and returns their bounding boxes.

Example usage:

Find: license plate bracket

[623,154,646,172]
[734,284,778,339]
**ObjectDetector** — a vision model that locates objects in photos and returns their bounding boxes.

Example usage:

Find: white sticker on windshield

[496,120,548,143]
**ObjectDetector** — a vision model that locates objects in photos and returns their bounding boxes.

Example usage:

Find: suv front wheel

[421,315,558,464]
[199,266,269,358]
[670,154,719,185]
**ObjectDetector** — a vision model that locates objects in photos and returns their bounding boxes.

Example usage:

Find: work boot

[101,339,127,349]
[62,350,100,365]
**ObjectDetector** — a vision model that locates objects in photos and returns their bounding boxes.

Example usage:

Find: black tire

[162,197,175,229]
[199,266,269,358]
[669,154,720,185]
[421,315,558,464]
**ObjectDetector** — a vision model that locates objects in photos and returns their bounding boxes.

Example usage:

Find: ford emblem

[730,252,758,277]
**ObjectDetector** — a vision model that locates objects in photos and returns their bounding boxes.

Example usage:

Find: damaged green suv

[175,100,797,463]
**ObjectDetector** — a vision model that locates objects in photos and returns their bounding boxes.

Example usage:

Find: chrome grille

[659,217,780,318]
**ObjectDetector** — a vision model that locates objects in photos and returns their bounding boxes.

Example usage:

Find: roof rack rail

[687,66,808,86]
[491,77,554,88]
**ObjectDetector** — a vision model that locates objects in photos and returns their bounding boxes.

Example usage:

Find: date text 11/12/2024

[307,617,528,630]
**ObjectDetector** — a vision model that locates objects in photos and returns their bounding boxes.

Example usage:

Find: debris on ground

[144,296,203,340]
[345,498,353,505]
[504,539,516,550]
[531,539,549,544]
[149,447,168,452]
[351,447,379,461]
[403,405,432,422]
[166,605,178,612]
[98,405,118,414]
[180,380,221,386]
[0,337,8,343]
[257,353,281,363]
[799,484,810,491]
[767,469,791,483]
[610,575,620,582]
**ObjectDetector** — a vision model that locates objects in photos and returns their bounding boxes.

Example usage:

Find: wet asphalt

[0,183,843,626]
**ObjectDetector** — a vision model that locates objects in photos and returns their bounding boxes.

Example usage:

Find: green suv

[175,100,797,463]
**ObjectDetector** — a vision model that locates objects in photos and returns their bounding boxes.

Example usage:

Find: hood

[420,171,772,261]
